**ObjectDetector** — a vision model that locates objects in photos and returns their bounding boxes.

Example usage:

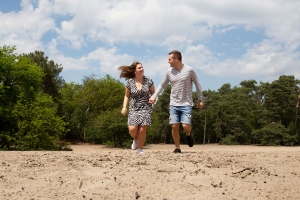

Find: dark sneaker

[173,148,181,153]
[186,135,194,147]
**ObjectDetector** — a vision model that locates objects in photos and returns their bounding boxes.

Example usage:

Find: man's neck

[173,63,184,71]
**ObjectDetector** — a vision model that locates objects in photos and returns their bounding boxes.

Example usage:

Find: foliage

[59,75,125,142]
[85,108,129,147]
[1,45,300,148]
[23,51,64,102]
[219,134,239,145]
[12,93,69,150]
[143,76,299,146]
[0,45,69,150]
[261,75,300,127]
[205,83,257,144]
[59,82,84,140]
[252,122,297,146]
[0,45,44,149]
[148,85,172,143]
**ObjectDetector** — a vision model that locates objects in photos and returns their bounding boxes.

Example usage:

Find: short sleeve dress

[126,76,153,126]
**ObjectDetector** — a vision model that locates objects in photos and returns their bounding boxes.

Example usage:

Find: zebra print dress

[126,76,153,126]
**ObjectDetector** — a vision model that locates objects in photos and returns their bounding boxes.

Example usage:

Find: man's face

[168,54,177,67]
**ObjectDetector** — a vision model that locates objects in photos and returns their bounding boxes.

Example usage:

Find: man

[149,50,204,153]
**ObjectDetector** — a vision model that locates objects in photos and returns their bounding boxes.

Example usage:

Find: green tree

[190,91,205,144]
[0,45,68,150]
[59,82,84,140]
[207,82,259,145]
[148,85,172,144]
[0,46,44,148]
[262,75,300,127]
[193,89,218,144]
[12,93,69,150]
[60,75,125,142]
[86,108,128,147]
[252,122,297,146]
[254,76,300,145]
[23,51,64,102]
[294,93,300,136]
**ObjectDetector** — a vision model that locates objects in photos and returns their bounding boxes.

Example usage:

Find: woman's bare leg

[128,126,138,140]
[136,125,148,149]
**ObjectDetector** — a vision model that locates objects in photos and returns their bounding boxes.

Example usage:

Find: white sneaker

[137,148,144,154]
[131,140,137,150]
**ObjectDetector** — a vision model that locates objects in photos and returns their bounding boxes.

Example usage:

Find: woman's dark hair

[118,61,141,80]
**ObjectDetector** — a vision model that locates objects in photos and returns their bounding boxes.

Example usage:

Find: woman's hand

[149,97,156,104]
[121,107,127,116]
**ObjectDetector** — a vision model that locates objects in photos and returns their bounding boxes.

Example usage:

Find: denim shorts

[169,106,192,124]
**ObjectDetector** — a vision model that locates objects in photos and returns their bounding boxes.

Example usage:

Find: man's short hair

[169,50,182,62]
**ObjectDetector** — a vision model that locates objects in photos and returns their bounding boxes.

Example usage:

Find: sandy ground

[1,144,300,200]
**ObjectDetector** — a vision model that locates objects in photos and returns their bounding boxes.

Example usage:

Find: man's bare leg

[182,123,194,147]
[172,124,180,149]
[182,123,191,136]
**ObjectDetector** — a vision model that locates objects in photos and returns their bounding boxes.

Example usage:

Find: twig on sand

[232,167,251,174]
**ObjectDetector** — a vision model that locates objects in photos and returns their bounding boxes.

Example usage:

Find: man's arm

[149,72,169,104]
[191,69,204,109]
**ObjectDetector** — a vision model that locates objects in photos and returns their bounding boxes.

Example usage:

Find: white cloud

[85,0,299,50]
[185,39,300,82]
[216,26,237,35]
[0,0,300,88]
[86,47,134,75]
[50,0,214,46]
[47,39,134,79]
[142,55,170,79]
[47,39,88,70]
[162,35,193,51]
[0,0,55,53]
[3,0,300,48]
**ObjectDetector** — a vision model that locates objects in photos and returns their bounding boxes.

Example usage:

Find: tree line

[1,45,299,150]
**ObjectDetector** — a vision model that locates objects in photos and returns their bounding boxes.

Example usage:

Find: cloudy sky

[1,0,300,91]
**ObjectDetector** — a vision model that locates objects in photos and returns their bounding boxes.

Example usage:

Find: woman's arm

[121,88,130,116]
[149,84,155,96]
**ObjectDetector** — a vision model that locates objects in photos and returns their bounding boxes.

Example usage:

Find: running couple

[119,50,204,154]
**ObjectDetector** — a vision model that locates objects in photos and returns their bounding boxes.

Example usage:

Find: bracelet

[122,107,127,109]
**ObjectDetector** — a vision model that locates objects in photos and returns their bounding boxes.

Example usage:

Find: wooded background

[1,45,299,150]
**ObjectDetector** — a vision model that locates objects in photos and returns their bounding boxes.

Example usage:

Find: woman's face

[135,63,144,76]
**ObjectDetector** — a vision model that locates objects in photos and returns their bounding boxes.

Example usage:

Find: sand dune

[1,144,300,200]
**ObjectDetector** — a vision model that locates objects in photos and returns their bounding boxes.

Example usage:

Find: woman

[118,61,155,154]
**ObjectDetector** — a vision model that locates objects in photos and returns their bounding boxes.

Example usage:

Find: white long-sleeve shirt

[152,65,203,106]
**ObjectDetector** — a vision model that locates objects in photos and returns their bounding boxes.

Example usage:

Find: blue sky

[1,0,300,91]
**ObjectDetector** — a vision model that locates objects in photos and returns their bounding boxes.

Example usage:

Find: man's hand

[149,97,156,104]
[199,101,204,109]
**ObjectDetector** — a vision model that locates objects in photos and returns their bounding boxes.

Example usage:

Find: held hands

[149,97,156,104]
[121,107,127,116]
[199,101,204,109]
